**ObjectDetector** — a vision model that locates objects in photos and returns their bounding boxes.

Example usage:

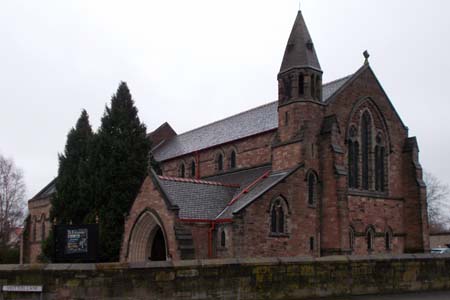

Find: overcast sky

[1,0,449,199]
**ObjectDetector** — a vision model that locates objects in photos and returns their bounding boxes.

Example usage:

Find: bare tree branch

[0,154,26,246]
[424,171,450,232]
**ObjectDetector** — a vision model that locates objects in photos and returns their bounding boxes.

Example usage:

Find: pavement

[309,291,450,299]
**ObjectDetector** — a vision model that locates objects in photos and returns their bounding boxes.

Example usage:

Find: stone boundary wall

[1,254,450,299]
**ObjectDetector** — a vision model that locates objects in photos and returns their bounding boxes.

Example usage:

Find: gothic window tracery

[347,104,388,193]
[348,126,359,188]
[375,133,386,192]
[361,111,372,190]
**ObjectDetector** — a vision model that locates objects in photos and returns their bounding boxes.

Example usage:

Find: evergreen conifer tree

[51,109,93,224]
[89,82,150,261]
[42,110,93,261]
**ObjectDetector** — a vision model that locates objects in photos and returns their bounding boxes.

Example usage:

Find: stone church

[23,10,430,263]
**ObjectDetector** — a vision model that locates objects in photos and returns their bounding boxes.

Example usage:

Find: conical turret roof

[279,10,321,75]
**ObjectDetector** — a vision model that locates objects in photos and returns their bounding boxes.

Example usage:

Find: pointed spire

[279,10,321,75]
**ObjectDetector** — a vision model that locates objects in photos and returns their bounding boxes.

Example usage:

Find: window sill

[307,204,317,209]
[269,233,290,238]
[348,189,396,199]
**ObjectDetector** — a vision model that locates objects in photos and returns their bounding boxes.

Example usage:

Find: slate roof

[156,176,238,220]
[216,168,294,219]
[30,178,56,201]
[279,10,321,74]
[154,165,296,220]
[205,165,272,196]
[322,75,353,102]
[153,74,352,162]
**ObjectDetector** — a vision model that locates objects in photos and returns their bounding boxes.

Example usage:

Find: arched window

[220,230,226,248]
[316,76,321,100]
[179,163,185,178]
[361,112,372,190]
[190,160,196,178]
[41,215,46,241]
[375,133,385,192]
[299,74,305,96]
[284,78,292,100]
[277,207,284,233]
[309,236,315,251]
[270,198,287,234]
[307,172,317,206]
[271,206,277,233]
[385,228,392,250]
[217,153,223,171]
[32,218,37,242]
[366,226,375,251]
[349,226,355,251]
[311,74,316,99]
[348,126,359,188]
[230,150,237,169]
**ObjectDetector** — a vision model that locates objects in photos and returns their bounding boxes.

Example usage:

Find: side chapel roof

[152,164,297,220]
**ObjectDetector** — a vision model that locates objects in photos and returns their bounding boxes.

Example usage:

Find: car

[431,248,450,254]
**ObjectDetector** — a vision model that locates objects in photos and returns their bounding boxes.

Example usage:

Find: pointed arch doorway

[149,227,166,261]
[127,210,168,262]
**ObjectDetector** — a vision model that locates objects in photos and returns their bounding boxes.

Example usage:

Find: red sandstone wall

[326,67,409,198]
[215,224,234,258]
[348,195,405,254]
[25,198,51,263]
[185,224,210,259]
[232,167,320,258]
[121,176,180,261]
[161,131,275,178]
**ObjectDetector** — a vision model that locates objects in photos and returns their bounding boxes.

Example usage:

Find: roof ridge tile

[158,176,240,188]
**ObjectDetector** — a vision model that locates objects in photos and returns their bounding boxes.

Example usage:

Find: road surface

[311,291,450,299]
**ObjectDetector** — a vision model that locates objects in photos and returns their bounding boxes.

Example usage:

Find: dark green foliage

[42,82,153,262]
[88,82,151,261]
[42,110,93,261]
[38,229,54,263]
[50,110,93,224]
[0,245,19,264]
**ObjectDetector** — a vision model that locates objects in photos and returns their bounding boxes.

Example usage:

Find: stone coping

[2,253,450,272]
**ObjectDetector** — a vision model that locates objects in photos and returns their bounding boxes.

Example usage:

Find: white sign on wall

[2,285,43,292]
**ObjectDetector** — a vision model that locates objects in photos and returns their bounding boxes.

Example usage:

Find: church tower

[278,10,322,103]
[273,10,324,170]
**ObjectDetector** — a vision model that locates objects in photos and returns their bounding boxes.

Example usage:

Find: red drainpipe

[226,170,270,207]
[180,218,233,258]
